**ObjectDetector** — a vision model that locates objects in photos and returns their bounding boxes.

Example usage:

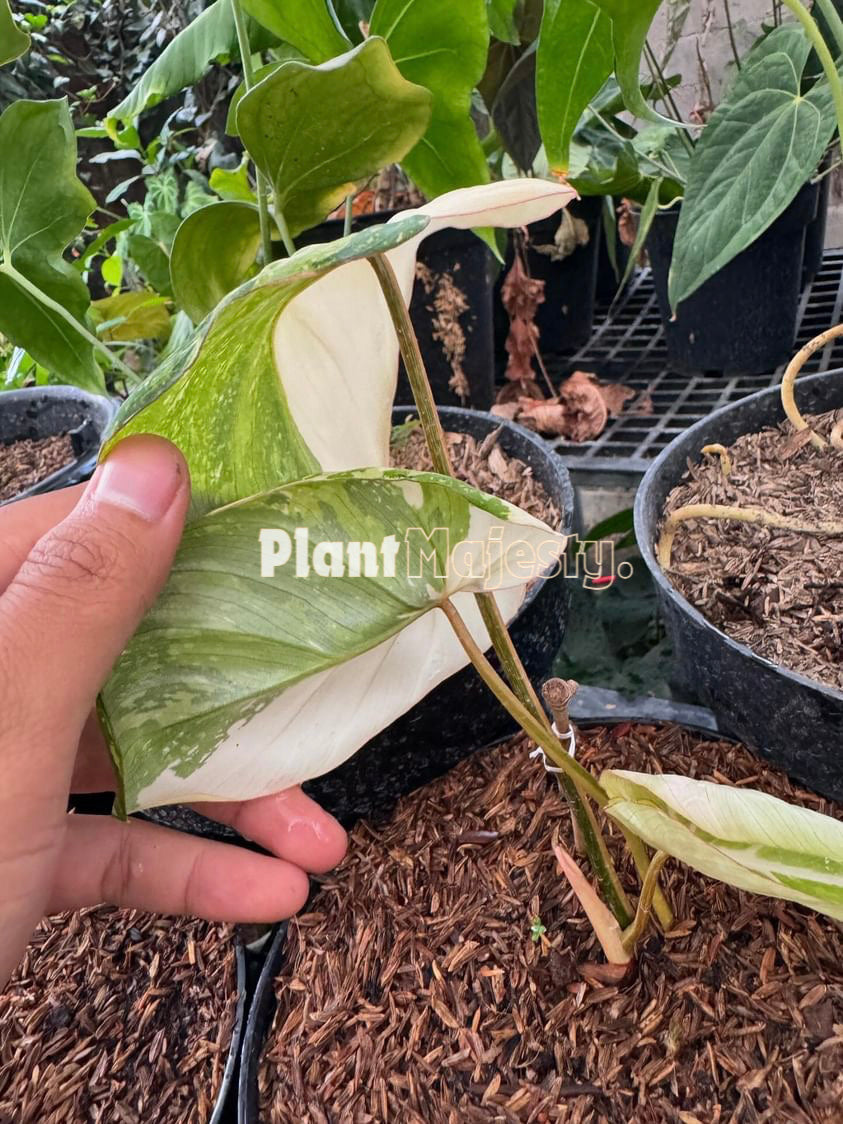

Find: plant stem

[273,208,297,257]
[781,0,843,146]
[622,851,670,950]
[781,322,843,448]
[439,599,609,806]
[343,193,354,237]
[643,40,695,155]
[815,0,843,56]
[0,261,136,381]
[722,0,742,70]
[230,0,273,265]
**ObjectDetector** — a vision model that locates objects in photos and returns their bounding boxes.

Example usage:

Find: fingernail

[90,436,185,522]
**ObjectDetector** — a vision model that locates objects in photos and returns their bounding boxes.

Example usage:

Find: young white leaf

[100,468,567,813]
[552,840,631,964]
[602,771,843,922]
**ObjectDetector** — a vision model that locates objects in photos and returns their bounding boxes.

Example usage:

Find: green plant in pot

[590,0,843,374]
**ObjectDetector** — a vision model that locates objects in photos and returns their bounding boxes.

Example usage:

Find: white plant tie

[529,721,577,774]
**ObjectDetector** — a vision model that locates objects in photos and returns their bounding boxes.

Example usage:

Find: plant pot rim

[633,369,843,703]
[392,403,575,616]
[0,385,119,505]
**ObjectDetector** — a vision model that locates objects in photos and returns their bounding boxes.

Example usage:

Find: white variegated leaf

[603,771,843,922]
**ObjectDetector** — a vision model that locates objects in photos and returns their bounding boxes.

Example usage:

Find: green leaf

[241,0,350,61]
[100,466,565,812]
[1,0,30,66]
[210,160,257,203]
[669,48,834,309]
[492,42,539,173]
[618,174,660,292]
[603,771,843,922]
[590,0,672,125]
[77,218,133,270]
[369,0,491,199]
[537,0,613,173]
[101,253,123,289]
[170,201,267,322]
[91,291,171,341]
[225,60,283,136]
[106,182,575,519]
[237,38,432,237]
[127,233,173,296]
[0,100,103,393]
[109,0,274,122]
[487,0,519,44]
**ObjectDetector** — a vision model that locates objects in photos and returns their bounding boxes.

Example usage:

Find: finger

[193,788,348,873]
[0,485,84,592]
[49,816,311,921]
[0,435,189,759]
[71,712,116,793]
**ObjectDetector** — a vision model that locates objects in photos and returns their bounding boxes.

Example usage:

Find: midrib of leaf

[376,0,416,43]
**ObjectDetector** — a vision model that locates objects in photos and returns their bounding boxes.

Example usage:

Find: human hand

[0,435,347,986]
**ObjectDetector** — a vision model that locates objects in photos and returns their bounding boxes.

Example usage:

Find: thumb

[0,435,190,745]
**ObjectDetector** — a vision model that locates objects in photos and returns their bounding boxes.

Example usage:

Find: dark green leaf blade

[590,0,671,125]
[669,50,833,309]
[0,99,102,392]
[537,0,613,173]
[170,201,266,322]
[236,38,432,237]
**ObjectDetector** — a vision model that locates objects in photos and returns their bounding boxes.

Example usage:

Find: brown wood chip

[0,434,75,502]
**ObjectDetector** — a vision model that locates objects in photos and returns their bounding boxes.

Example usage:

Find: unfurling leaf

[553,840,631,964]
[0,99,103,393]
[236,37,433,238]
[603,771,843,922]
[1,0,30,66]
[100,469,567,813]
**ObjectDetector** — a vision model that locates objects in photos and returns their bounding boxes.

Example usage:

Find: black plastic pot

[0,385,118,506]
[297,212,497,410]
[635,370,843,801]
[494,195,603,361]
[647,182,819,375]
[802,170,831,285]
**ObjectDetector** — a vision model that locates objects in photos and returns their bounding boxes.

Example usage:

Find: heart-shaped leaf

[106,182,576,517]
[241,0,350,61]
[537,0,613,174]
[603,770,843,922]
[369,0,491,199]
[669,34,834,309]
[100,469,567,812]
[1,0,29,66]
[236,37,433,237]
[170,200,271,322]
[0,99,103,393]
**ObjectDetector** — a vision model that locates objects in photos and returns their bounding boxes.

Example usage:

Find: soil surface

[258,724,843,1123]
[0,907,237,1124]
[663,409,843,691]
[391,426,561,530]
[0,434,75,502]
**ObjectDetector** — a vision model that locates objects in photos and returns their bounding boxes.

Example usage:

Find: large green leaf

[1,0,29,66]
[487,0,519,44]
[492,42,540,172]
[603,771,843,922]
[170,201,268,322]
[537,0,613,173]
[669,46,834,309]
[0,100,103,393]
[100,467,566,813]
[590,0,669,125]
[241,0,350,61]
[109,0,273,122]
[236,37,432,237]
[106,182,576,519]
[369,0,491,198]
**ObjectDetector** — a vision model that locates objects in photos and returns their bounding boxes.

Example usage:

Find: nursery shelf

[548,249,843,476]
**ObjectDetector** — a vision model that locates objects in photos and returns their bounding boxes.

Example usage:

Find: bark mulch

[391,425,561,530]
[0,907,237,1124]
[0,434,75,502]
[258,723,843,1123]
[662,408,843,691]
